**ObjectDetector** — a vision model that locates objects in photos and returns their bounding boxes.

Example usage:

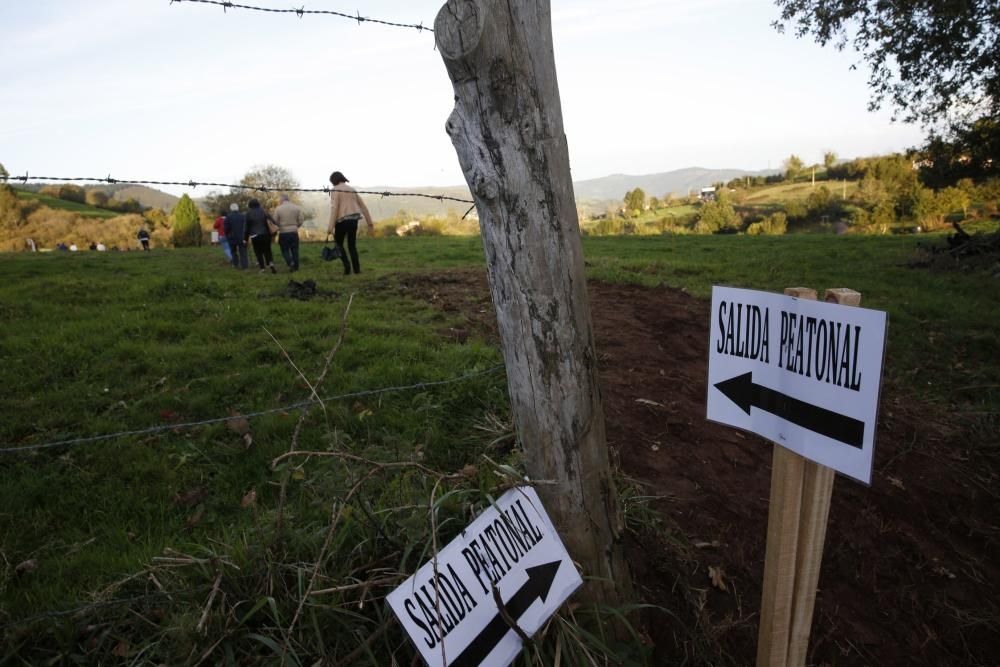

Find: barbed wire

[0,586,209,632]
[169,0,433,33]
[4,174,475,205]
[1,364,504,454]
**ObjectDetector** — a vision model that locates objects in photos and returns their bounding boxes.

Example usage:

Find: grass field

[14,189,120,219]
[742,179,859,204]
[1,230,997,663]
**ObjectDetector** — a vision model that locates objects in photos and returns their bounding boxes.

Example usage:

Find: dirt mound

[395,267,1000,666]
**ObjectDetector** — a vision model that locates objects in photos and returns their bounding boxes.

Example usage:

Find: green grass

[742,179,858,205]
[14,189,119,218]
[0,231,997,662]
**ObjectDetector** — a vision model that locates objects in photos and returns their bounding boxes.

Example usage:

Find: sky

[0,0,926,197]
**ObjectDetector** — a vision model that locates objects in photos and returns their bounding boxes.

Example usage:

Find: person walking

[274,194,304,271]
[246,199,278,274]
[327,171,374,275]
[224,203,249,269]
[137,227,151,251]
[213,211,232,262]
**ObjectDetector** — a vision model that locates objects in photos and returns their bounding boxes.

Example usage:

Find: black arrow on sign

[714,372,864,449]
[450,560,561,667]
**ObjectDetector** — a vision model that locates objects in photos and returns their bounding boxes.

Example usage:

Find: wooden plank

[756,286,817,667]
[784,287,861,666]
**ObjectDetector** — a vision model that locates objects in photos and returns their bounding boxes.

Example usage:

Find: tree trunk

[435,0,634,606]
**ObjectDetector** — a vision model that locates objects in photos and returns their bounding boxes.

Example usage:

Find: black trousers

[250,235,274,269]
[334,218,360,274]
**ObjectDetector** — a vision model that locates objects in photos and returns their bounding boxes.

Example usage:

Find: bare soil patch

[391,268,999,666]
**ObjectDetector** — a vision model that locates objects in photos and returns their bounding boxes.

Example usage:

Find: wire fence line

[0,587,208,632]
[4,173,475,206]
[1,364,505,454]
[168,0,434,33]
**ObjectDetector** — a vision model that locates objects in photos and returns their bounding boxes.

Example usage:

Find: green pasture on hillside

[1,231,997,663]
[742,179,859,205]
[14,189,119,219]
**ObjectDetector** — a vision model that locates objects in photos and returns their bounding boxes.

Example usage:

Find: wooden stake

[757,445,805,667]
[756,286,816,667]
[785,288,860,667]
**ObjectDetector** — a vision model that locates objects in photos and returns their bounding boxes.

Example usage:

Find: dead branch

[195,571,223,635]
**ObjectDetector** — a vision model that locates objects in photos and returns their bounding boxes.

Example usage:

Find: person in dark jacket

[224,203,249,269]
[245,199,277,274]
[137,227,151,251]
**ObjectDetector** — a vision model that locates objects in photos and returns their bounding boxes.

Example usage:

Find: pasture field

[742,179,860,205]
[14,189,120,219]
[1,230,997,664]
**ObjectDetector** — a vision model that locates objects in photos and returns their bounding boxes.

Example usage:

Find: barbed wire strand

[2,364,504,454]
[4,174,475,205]
[168,0,433,33]
[0,586,210,632]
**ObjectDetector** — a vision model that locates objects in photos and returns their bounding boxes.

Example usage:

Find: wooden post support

[434,0,634,606]
[756,287,815,667]
[783,288,862,666]
[758,287,862,667]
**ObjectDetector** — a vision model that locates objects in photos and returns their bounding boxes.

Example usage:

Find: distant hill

[13,188,118,219]
[573,167,777,210]
[301,170,780,222]
[15,183,180,211]
[92,185,179,211]
[297,186,476,228]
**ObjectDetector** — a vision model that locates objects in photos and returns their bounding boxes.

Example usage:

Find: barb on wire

[8,174,475,205]
[170,0,433,33]
[1,365,504,454]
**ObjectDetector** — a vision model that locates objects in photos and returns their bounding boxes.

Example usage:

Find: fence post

[434,0,634,607]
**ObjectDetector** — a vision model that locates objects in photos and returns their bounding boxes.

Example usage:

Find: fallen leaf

[227,415,250,435]
[15,559,38,576]
[112,641,130,657]
[174,487,208,507]
[185,509,204,528]
[888,476,905,490]
[242,432,253,449]
[460,464,478,479]
[708,565,728,592]
[241,488,257,509]
[291,468,306,481]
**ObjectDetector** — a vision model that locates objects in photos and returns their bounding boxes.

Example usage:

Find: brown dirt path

[391,268,1000,667]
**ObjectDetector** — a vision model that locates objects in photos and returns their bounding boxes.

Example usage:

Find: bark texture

[435,0,634,605]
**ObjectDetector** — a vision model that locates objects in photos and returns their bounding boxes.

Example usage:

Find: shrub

[746,212,788,235]
[171,194,203,247]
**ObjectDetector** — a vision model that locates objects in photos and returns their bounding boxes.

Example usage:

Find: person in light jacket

[274,194,304,271]
[327,171,374,275]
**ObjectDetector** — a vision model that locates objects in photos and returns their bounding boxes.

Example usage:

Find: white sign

[706,286,888,484]
[387,486,582,667]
